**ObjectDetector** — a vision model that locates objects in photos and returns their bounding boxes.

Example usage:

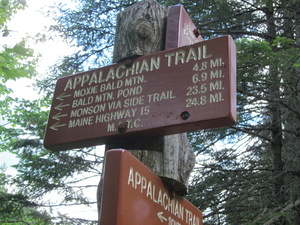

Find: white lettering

[127,166,186,221]
[147,91,176,103]
[68,116,93,128]
[117,86,142,98]
[165,45,212,67]
[95,108,138,123]
[123,96,144,108]
[128,167,134,188]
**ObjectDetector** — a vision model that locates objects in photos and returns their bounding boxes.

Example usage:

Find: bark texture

[113,0,167,62]
[98,1,195,223]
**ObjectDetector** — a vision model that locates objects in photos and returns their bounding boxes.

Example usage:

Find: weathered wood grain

[98,1,195,223]
[113,0,167,62]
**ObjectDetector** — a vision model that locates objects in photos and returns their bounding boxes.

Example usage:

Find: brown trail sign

[41,1,236,224]
[165,4,204,49]
[44,36,236,151]
[100,149,203,225]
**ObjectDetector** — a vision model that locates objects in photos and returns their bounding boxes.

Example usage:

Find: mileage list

[44,35,236,151]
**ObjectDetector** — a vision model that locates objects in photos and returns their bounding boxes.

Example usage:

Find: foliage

[0,0,54,223]
[1,97,102,223]
[1,0,300,224]
[0,166,53,224]
[0,42,36,82]
[185,1,300,224]
[0,0,26,25]
[0,0,37,153]
[0,0,37,94]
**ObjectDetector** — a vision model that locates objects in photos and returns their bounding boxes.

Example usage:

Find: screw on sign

[100,149,203,225]
[44,36,236,151]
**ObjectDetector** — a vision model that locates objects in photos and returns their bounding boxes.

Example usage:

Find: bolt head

[193,29,201,38]
[118,123,127,133]
[180,111,190,120]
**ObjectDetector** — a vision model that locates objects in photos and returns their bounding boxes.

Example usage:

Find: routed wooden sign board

[44,35,236,151]
[165,4,203,49]
[100,149,203,225]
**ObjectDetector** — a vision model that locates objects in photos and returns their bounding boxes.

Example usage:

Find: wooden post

[113,0,166,62]
[98,0,195,223]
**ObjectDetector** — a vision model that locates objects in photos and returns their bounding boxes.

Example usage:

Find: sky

[1,0,65,169]
[4,0,75,100]
[1,0,100,220]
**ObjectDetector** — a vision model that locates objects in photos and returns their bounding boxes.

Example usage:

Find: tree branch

[263,199,300,225]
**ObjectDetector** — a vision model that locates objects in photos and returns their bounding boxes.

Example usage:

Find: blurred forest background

[1,0,300,224]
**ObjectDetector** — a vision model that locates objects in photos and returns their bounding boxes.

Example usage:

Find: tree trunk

[98,1,195,223]
[296,7,300,46]
[282,2,300,223]
[266,0,285,210]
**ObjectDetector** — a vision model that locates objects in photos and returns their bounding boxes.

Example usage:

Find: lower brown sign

[100,149,203,225]
[44,36,236,151]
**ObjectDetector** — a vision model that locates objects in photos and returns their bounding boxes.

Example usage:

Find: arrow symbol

[54,102,70,111]
[50,122,66,131]
[52,112,68,121]
[157,212,167,223]
[56,92,71,101]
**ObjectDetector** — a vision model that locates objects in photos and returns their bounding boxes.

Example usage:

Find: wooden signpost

[43,1,236,224]
[100,149,203,225]
[44,35,236,151]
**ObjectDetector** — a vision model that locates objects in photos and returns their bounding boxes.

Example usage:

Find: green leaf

[12,44,30,56]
